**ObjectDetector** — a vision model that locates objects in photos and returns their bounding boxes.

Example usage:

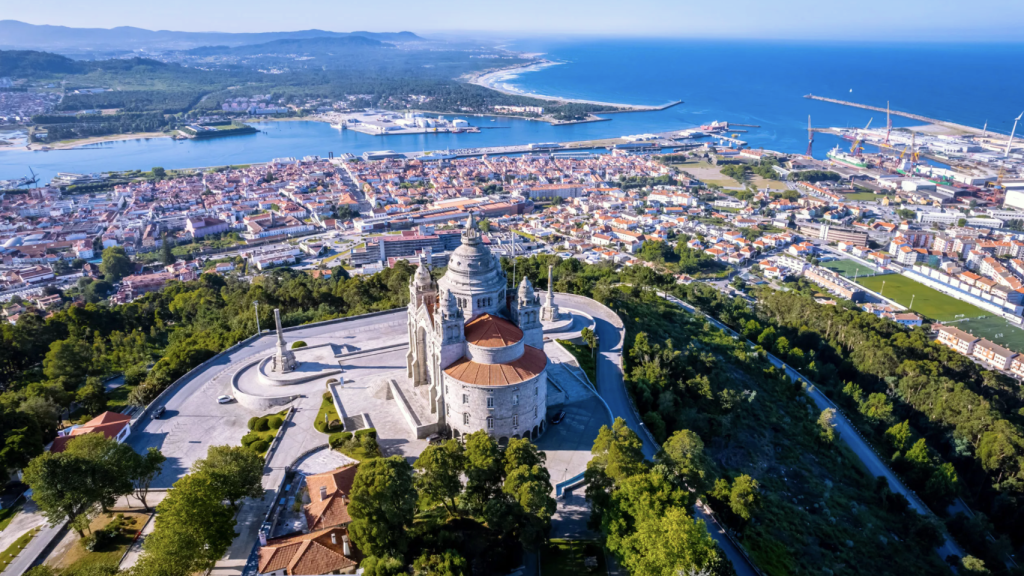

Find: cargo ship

[827,145,868,168]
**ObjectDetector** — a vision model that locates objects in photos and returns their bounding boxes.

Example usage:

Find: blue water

[2,39,1022,182]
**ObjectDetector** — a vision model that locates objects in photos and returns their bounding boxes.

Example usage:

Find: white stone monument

[541,264,561,322]
[273,308,297,373]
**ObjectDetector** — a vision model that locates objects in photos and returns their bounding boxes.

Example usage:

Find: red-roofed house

[50,411,132,453]
[257,527,358,576]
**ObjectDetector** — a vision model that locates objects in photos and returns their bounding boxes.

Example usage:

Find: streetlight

[880,280,885,296]
[253,301,261,334]
[910,294,916,310]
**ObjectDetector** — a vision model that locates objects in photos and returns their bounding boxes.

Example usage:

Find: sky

[1,0,1022,41]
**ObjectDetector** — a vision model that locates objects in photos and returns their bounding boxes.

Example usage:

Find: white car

[217,395,234,404]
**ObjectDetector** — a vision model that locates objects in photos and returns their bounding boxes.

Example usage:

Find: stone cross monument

[541,264,561,321]
[273,308,297,373]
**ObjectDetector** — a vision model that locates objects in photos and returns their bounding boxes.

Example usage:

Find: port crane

[806,115,813,157]
[850,118,873,155]
[884,102,892,145]
[1007,111,1023,157]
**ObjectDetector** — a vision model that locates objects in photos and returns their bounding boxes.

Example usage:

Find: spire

[274,308,286,346]
[547,264,554,296]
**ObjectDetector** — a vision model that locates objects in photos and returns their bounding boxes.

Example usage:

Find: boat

[826,145,868,168]
[330,122,344,130]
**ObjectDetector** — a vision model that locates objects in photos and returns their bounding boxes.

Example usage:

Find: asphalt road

[658,291,966,563]
[556,293,761,576]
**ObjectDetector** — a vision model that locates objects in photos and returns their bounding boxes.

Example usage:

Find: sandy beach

[468,61,668,110]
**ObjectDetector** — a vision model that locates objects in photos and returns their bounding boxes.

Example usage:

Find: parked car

[153,406,166,419]
[217,395,234,404]
[551,410,566,425]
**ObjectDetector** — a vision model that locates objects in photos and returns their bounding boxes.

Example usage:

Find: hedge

[254,417,270,432]
[292,341,307,349]
[268,415,284,429]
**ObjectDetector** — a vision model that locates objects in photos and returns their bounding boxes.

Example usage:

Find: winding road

[657,291,966,563]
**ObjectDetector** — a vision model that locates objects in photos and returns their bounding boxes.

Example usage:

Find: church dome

[414,260,432,287]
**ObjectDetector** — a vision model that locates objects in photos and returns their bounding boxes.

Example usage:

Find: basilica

[405,215,551,443]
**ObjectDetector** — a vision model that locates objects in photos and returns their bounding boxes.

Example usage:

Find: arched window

[487,397,494,408]
[486,416,493,429]
[512,394,519,406]
[463,413,470,425]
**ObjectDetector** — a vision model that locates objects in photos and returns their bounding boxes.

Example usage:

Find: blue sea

[2,39,1022,182]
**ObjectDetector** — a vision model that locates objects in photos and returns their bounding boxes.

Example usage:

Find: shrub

[241,432,261,447]
[322,392,334,403]
[247,417,259,430]
[254,417,270,432]
[77,414,95,425]
[250,439,271,453]
[329,431,354,449]
[327,419,343,432]
[325,378,339,385]
[355,428,377,440]
[291,341,307,349]
[268,416,284,429]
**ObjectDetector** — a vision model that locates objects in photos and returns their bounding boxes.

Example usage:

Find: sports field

[822,259,885,279]
[855,274,987,322]
[944,316,1024,352]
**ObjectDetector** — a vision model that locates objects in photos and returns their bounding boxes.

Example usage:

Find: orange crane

[850,118,873,155]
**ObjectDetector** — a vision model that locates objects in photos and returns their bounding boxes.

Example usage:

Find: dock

[803,94,992,137]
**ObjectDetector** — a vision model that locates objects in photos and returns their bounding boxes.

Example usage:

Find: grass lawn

[821,259,884,279]
[314,395,341,434]
[843,191,892,201]
[541,539,607,576]
[52,512,150,573]
[557,340,597,385]
[855,275,987,321]
[0,497,24,532]
[106,384,136,412]
[0,527,39,572]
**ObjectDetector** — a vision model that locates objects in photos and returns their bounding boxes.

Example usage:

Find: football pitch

[855,275,987,322]
[944,316,1024,353]
[822,259,884,279]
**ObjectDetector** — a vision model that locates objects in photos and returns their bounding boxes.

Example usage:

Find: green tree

[414,439,465,516]
[100,246,134,282]
[361,555,407,576]
[130,447,167,512]
[0,405,43,472]
[412,549,467,576]
[961,555,991,575]
[729,475,760,521]
[131,472,237,576]
[161,234,176,266]
[818,408,837,444]
[657,429,714,496]
[621,506,729,576]
[43,338,93,384]
[63,432,136,512]
[349,455,417,558]
[462,431,504,515]
[190,445,265,507]
[585,418,648,529]
[23,450,103,536]
[76,378,108,415]
[885,420,912,453]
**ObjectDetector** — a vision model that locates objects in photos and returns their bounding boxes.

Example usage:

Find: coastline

[467,60,670,111]
[6,132,174,152]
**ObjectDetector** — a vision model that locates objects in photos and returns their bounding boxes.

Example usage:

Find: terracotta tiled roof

[50,411,131,453]
[303,465,357,531]
[463,314,523,347]
[444,345,547,386]
[258,527,357,575]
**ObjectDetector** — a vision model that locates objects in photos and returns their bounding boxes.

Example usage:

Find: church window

[512,394,519,406]
[513,415,519,428]
[534,406,538,417]
[462,394,468,404]
[487,397,494,408]
[446,404,450,415]
[464,413,470,425]
[534,385,538,396]
[487,417,493,429]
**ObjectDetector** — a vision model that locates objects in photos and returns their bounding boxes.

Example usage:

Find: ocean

[2,39,1022,182]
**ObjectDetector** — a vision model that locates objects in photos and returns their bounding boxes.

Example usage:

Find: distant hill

[186,35,391,57]
[0,20,423,53]
[0,50,85,76]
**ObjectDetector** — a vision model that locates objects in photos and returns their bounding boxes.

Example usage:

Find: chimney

[259,530,267,547]
[319,486,327,501]
[342,535,351,556]
[331,532,337,545]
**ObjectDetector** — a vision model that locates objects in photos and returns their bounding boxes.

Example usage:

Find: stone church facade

[405,215,549,443]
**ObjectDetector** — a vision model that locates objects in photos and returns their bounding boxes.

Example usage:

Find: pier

[804,94,992,137]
